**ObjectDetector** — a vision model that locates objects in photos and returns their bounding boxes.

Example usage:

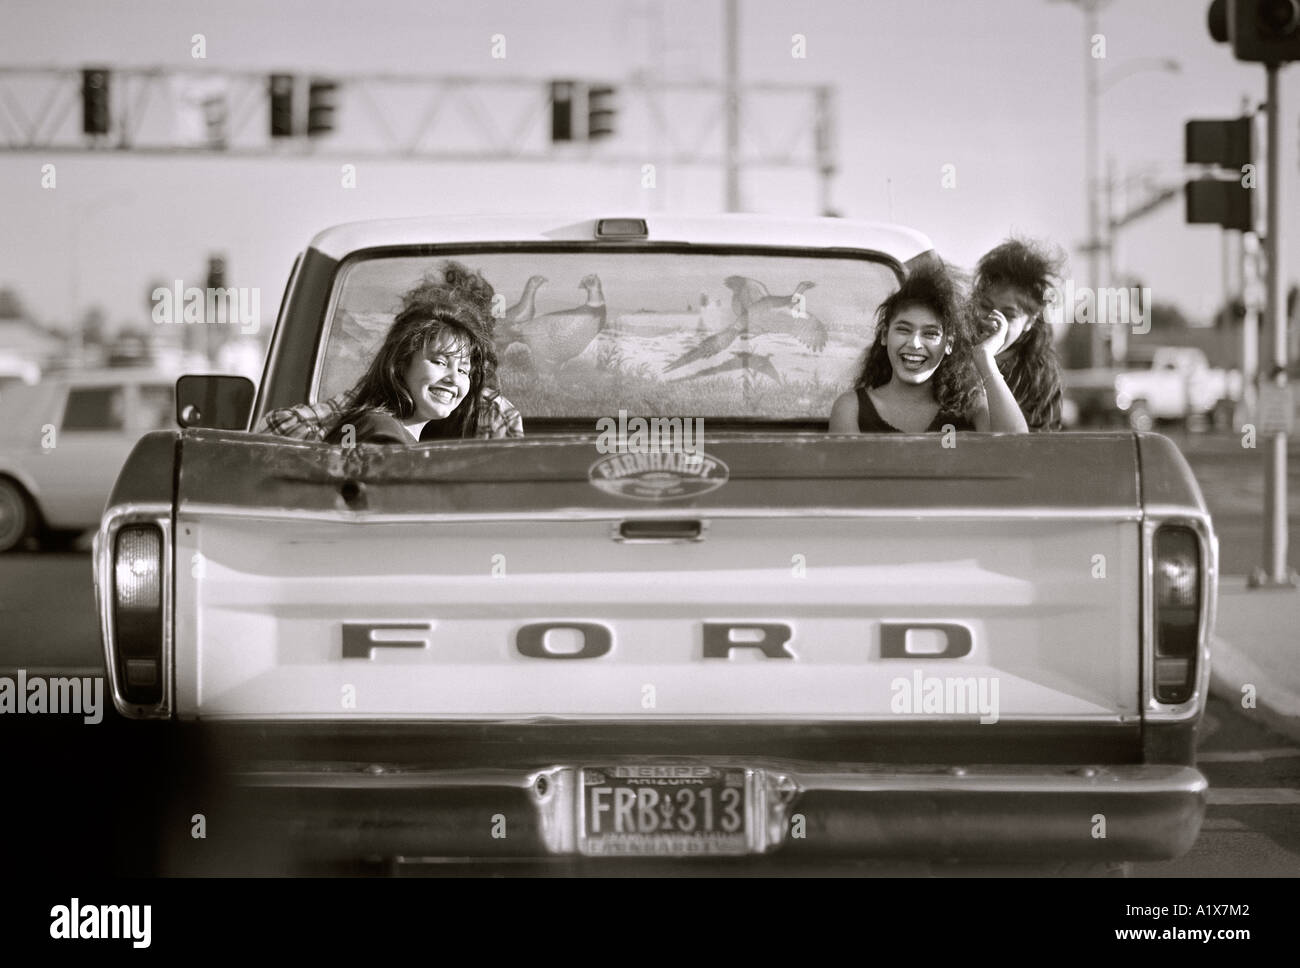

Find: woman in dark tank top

[852,385,975,433]
[829,261,1028,435]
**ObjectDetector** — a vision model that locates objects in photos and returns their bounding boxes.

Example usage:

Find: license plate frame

[577,764,751,857]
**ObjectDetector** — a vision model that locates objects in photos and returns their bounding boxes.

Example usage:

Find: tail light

[112,524,165,705]
[1152,526,1201,704]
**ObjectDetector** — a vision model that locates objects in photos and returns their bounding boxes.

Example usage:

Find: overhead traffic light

[1209,0,1300,62]
[307,79,338,136]
[1232,0,1300,62]
[1184,116,1256,231]
[269,74,294,137]
[206,255,227,291]
[1186,178,1254,231]
[81,67,110,136]
[1185,117,1254,168]
[587,85,616,140]
[551,80,575,142]
[550,81,615,143]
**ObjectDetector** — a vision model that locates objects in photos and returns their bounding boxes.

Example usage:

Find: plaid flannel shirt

[257,386,523,440]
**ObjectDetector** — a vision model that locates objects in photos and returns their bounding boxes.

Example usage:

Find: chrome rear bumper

[205,761,1206,866]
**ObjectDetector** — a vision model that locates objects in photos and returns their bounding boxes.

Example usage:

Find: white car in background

[0,369,178,552]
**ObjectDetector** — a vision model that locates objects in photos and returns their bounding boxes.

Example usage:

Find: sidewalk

[1210,577,1300,742]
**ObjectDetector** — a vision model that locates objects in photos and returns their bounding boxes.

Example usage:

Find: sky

[1,0,1299,334]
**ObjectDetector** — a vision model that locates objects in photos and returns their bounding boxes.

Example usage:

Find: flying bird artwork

[663,276,825,374]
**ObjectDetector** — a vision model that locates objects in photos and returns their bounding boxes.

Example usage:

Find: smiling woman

[830,260,1030,434]
[324,286,496,444]
[829,261,977,433]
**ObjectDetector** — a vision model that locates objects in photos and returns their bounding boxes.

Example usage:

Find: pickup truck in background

[93,215,1216,874]
[1064,346,1242,431]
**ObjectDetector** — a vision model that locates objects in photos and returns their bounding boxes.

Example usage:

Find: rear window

[318,249,900,421]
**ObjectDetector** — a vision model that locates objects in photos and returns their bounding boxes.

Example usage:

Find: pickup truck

[93,215,1215,874]
[1066,347,1241,431]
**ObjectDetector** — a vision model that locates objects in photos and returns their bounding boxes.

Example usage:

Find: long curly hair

[394,261,499,387]
[973,238,1066,431]
[332,284,498,440]
[854,260,982,420]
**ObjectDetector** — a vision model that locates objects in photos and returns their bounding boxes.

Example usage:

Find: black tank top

[855,386,974,433]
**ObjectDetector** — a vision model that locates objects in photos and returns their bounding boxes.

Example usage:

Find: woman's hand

[974,309,1008,363]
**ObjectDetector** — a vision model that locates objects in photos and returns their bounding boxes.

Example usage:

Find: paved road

[1167,429,1300,576]
[1132,695,1300,877]
[0,552,101,674]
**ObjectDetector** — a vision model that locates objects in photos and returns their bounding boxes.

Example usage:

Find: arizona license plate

[578,765,749,856]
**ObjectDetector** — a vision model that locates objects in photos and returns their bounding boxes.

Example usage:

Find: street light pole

[1091,58,1182,369]
[1084,0,1102,367]
[724,0,741,212]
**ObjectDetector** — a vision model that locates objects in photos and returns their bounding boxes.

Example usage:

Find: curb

[1210,633,1300,744]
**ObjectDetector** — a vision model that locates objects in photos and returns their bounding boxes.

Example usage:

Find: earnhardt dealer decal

[588,451,729,500]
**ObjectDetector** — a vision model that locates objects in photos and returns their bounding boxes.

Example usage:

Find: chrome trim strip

[177,713,1135,724]
[232,764,1198,795]
[234,769,549,789]
[780,764,1206,795]
[95,503,174,720]
[1142,510,1217,724]
[176,503,1147,524]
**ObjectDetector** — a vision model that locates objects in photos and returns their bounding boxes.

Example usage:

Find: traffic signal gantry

[0,66,836,211]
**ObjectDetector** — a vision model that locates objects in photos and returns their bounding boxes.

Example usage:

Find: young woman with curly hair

[830,261,1028,433]
[970,237,1066,431]
[324,284,499,444]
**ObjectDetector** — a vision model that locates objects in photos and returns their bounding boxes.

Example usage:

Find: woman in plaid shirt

[258,385,522,441]
[258,263,524,441]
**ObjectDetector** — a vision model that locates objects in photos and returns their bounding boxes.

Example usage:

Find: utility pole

[724,0,741,211]
[815,86,836,216]
[1105,155,1126,364]
[1241,94,1260,425]
[1259,62,1292,585]
[1084,0,1103,367]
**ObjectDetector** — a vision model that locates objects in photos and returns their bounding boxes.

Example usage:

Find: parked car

[0,369,177,552]
[94,215,1214,874]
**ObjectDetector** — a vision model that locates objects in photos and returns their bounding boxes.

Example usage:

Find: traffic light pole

[1256,62,1294,587]
[1240,95,1260,426]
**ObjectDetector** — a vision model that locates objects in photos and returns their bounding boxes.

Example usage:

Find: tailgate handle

[616,519,704,542]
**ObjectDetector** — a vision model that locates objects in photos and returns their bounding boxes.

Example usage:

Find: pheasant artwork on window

[663,276,825,376]
[514,274,607,374]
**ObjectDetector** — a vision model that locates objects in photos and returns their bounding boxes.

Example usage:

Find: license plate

[578,765,749,856]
